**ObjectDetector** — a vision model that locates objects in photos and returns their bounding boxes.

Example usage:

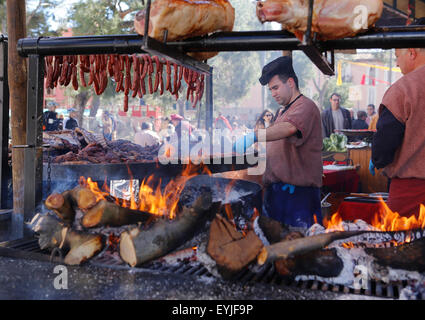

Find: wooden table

[348,146,388,193]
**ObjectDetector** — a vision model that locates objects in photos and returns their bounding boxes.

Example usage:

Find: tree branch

[26,0,43,26]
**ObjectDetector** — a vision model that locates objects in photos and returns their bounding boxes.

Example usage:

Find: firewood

[207,214,263,278]
[257,230,366,265]
[274,248,344,278]
[365,237,425,272]
[45,191,76,224]
[81,199,154,228]
[119,192,214,267]
[31,213,104,265]
[69,186,99,210]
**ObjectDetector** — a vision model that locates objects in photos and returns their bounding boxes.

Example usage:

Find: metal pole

[388,49,393,86]
[23,54,44,236]
[17,30,425,57]
[205,67,213,158]
[0,36,10,209]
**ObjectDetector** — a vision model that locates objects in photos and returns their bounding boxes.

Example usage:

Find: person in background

[366,104,377,126]
[368,112,379,130]
[43,102,61,131]
[255,109,274,130]
[64,109,79,130]
[349,109,355,121]
[158,117,171,142]
[170,114,193,138]
[101,111,117,141]
[134,122,161,147]
[370,18,425,217]
[214,113,233,132]
[234,56,323,228]
[321,93,352,137]
[352,110,368,130]
[232,122,245,139]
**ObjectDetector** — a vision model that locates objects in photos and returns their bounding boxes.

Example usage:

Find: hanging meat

[256,0,383,41]
[134,0,235,60]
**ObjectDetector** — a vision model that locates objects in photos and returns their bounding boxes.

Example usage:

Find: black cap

[259,56,296,86]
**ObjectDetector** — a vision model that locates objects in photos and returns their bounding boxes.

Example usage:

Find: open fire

[27,164,425,300]
[323,197,425,245]
[79,163,212,220]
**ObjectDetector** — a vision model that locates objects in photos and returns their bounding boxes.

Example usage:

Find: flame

[79,162,212,219]
[251,207,260,221]
[324,198,425,235]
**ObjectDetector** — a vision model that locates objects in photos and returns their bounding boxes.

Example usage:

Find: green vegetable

[323,133,347,152]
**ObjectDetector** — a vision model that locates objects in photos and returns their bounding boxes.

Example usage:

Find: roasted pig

[134,0,235,60]
[256,0,383,41]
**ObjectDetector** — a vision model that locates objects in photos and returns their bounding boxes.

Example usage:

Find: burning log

[119,192,214,267]
[274,248,344,278]
[257,230,366,265]
[207,214,263,278]
[82,199,154,228]
[45,190,76,224]
[255,222,344,278]
[31,213,105,265]
[365,237,425,273]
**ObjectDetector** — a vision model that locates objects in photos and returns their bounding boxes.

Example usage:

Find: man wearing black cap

[234,56,323,228]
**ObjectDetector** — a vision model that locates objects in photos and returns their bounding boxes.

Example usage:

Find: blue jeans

[263,182,322,228]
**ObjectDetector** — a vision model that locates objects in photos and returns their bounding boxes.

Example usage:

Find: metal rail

[18,27,425,57]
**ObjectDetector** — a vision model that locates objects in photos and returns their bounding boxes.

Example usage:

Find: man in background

[352,110,368,130]
[321,93,352,137]
[366,104,377,126]
[43,101,61,131]
[134,122,161,147]
[64,108,79,130]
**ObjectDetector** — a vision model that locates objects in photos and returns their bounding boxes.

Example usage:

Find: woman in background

[255,109,274,130]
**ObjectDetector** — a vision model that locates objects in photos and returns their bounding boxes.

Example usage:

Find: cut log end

[45,193,65,209]
[64,236,104,265]
[119,230,138,267]
[81,201,104,228]
[73,187,98,210]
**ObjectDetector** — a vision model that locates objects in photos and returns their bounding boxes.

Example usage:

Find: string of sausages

[44,54,205,111]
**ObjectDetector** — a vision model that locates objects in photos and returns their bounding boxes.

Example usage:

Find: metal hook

[50,247,64,262]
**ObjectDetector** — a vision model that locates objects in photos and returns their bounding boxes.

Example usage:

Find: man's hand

[233,131,257,154]
[369,159,375,176]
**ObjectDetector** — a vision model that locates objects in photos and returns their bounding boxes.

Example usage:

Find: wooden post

[7,0,27,239]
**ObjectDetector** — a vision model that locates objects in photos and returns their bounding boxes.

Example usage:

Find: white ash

[399,277,425,300]
[195,241,222,279]
[297,221,425,287]
[295,246,423,288]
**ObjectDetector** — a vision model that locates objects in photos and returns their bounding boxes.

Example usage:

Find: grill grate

[0,237,412,299]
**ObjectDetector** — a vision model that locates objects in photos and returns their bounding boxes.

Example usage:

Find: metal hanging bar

[298,0,335,76]
[18,28,425,58]
[140,0,211,74]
